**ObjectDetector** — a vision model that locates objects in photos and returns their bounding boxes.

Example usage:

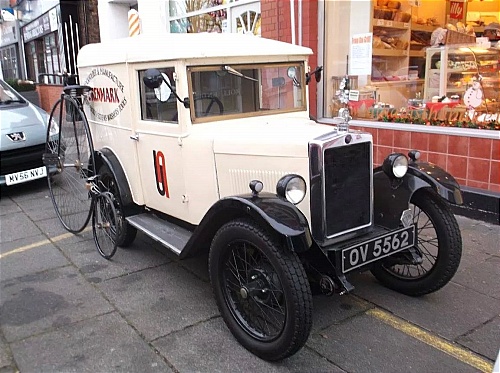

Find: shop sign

[83,67,128,122]
[449,1,465,20]
[0,22,17,45]
[48,8,58,32]
[22,12,51,42]
[350,33,373,76]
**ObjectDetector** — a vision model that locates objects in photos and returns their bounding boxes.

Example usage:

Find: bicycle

[42,75,119,259]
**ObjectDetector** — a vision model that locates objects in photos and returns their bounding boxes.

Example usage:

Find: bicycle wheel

[45,95,95,233]
[92,192,118,259]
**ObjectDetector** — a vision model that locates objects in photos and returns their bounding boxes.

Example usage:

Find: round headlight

[392,154,409,178]
[382,153,409,179]
[276,175,306,205]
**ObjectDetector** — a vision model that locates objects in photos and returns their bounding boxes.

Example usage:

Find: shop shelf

[373,49,408,57]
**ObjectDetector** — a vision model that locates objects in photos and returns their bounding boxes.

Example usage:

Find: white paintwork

[78,33,312,67]
[76,33,349,228]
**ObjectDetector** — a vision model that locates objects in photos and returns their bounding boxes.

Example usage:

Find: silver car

[0,79,58,186]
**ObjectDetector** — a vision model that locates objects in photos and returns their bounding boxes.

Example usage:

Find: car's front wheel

[370,188,462,296]
[209,219,312,361]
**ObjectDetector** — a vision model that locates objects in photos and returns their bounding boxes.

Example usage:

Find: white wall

[98,0,168,41]
[98,0,132,41]
[137,0,168,35]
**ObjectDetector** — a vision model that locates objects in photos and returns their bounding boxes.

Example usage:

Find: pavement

[1,178,499,373]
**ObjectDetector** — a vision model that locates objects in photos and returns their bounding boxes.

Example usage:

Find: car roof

[78,33,313,67]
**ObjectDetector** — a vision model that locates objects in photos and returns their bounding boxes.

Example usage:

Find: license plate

[342,226,415,273]
[5,166,47,186]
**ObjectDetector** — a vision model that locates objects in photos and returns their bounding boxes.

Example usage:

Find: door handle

[130,134,139,141]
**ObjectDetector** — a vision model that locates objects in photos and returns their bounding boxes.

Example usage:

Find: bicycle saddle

[63,85,92,97]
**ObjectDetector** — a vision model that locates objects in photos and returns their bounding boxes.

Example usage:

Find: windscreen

[189,63,306,121]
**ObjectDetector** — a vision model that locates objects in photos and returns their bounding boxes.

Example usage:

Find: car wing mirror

[143,68,163,89]
[143,68,190,108]
[306,66,323,85]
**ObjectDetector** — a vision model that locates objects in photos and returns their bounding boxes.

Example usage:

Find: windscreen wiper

[221,65,258,82]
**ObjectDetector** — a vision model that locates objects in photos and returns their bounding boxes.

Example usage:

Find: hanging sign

[449,1,465,20]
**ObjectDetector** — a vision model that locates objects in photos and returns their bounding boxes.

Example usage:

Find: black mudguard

[374,162,463,229]
[95,148,141,216]
[180,193,313,258]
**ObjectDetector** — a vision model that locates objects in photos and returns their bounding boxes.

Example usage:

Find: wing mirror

[143,68,163,89]
[143,68,190,108]
[306,66,323,85]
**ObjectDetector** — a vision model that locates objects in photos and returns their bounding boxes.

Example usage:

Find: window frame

[138,66,179,124]
[187,61,307,124]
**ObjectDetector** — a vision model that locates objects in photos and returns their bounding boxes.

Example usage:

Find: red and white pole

[128,9,140,37]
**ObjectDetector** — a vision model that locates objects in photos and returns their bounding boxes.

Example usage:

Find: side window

[139,68,178,123]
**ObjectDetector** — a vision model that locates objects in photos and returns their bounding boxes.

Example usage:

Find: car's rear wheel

[209,219,312,361]
[97,164,137,247]
[370,188,462,296]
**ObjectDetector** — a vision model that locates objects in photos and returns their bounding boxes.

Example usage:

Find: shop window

[168,0,260,35]
[25,39,46,83]
[139,68,179,123]
[0,46,18,80]
[43,33,60,79]
[322,0,499,130]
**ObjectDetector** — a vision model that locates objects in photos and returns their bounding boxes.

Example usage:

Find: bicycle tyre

[92,192,118,259]
[45,95,96,233]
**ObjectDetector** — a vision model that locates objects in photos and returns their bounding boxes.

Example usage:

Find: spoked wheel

[209,219,312,361]
[92,192,118,259]
[371,188,462,296]
[97,164,137,247]
[45,95,95,233]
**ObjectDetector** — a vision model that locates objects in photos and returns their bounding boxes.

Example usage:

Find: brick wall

[36,85,63,114]
[77,0,100,46]
[352,125,500,192]
[261,0,319,118]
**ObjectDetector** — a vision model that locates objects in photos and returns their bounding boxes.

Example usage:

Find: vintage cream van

[48,33,463,360]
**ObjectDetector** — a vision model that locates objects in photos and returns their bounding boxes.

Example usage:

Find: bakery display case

[372,0,411,82]
[423,46,500,109]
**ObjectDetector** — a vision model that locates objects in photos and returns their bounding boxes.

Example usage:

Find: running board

[126,213,192,255]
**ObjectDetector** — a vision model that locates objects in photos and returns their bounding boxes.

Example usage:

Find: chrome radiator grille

[309,134,373,243]
[323,142,371,237]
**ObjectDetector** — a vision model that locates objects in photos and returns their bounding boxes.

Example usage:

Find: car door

[133,66,189,221]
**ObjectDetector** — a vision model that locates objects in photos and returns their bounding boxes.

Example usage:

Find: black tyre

[98,164,137,247]
[371,188,462,296]
[209,219,312,361]
[92,192,118,259]
[45,95,95,233]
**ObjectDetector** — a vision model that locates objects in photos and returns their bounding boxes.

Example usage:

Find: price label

[376,19,385,26]
[349,90,360,102]
[386,21,393,27]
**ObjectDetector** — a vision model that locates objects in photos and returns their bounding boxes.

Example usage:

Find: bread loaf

[387,1,401,9]
[446,23,457,31]
[393,11,411,22]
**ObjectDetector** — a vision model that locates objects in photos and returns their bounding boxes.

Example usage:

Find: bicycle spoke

[47,95,95,233]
